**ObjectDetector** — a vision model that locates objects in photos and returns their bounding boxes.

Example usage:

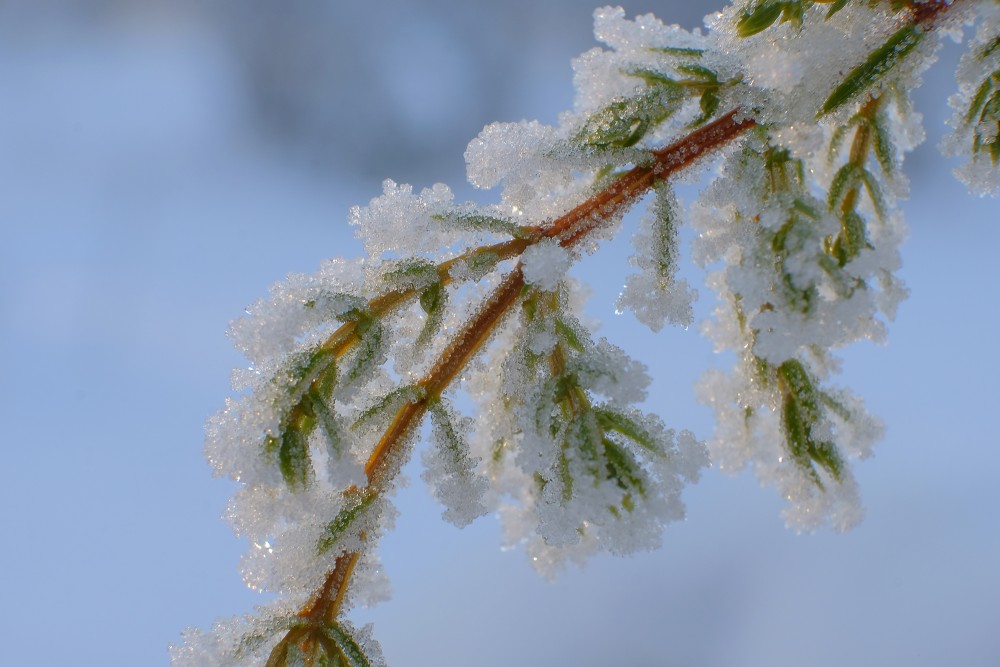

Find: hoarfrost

[238,490,394,598]
[942,12,1000,195]
[229,258,369,370]
[465,120,558,190]
[349,179,462,258]
[695,368,875,532]
[581,339,650,405]
[171,608,387,667]
[575,7,707,115]
[617,270,697,331]
[521,239,573,291]
[709,4,904,126]
[170,600,300,667]
[421,401,490,527]
[618,185,696,331]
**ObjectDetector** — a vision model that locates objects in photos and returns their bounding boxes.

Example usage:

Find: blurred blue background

[1,2,997,665]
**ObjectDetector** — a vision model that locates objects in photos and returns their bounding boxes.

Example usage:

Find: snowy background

[1,1,998,665]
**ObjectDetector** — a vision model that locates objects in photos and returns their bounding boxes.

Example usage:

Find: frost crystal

[618,184,696,330]
[942,5,1000,195]
[421,401,489,527]
[350,180,458,258]
[521,239,574,291]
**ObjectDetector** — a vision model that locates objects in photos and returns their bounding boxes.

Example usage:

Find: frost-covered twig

[173,2,999,665]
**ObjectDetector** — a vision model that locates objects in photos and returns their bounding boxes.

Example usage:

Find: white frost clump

[617,270,697,331]
[942,10,1000,195]
[169,605,386,667]
[421,402,489,528]
[465,120,559,190]
[349,179,461,258]
[521,239,574,291]
[474,294,709,575]
[617,185,696,331]
[464,118,606,222]
[688,86,922,528]
[238,491,394,599]
[708,4,904,126]
[574,7,707,114]
[696,367,880,532]
[229,258,369,371]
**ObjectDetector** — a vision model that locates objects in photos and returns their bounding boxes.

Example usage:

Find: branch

[268,0,963,654]
[296,107,757,630]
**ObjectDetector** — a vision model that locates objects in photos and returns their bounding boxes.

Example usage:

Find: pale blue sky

[1,2,997,665]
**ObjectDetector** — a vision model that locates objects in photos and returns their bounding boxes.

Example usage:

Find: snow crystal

[463,119,600,222]
[942,15,1000,195]
[421,402,489,527]
[575,7,707,115]
[617,271,697,332]
[170,599,304,667]
[520,238,573,291]
[239,490,395,598]
[465,120,557,190]
[579,339,650,405]
[349,179,460,258]
[506,396,707,575]
[695,356,878,533]
[347,550,393,609]
[617,186,697,331]
[229,258,369,370]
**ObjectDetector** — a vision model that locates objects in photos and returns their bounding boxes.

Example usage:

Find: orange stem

[298,550,361,624]
[550,109,755,247]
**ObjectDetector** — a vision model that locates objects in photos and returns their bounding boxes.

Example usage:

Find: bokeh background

[2,2,998,665]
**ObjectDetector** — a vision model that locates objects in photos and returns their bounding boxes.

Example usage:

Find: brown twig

[908,0,955,28]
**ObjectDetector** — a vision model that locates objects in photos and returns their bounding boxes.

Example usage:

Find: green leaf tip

[341,315,386,388]
[575,82,685,150]
[317,488,378,555]
[737,0,862,37]
[737,2,784,37]
[323,623,375,667]
[265,430,308,491]
[649,45,705,58]
[265,348,343,490]
[427,399,467,457]
[820,24,922,116]
[778,360,845,487]
[603,438,647,498]
[352,384,425,432]
[380,257,439,292]
[594,407,659,456]
[416,280,448,349]
[432,211,530,239]
[823,0,851,18]
[964,71,1000,165]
